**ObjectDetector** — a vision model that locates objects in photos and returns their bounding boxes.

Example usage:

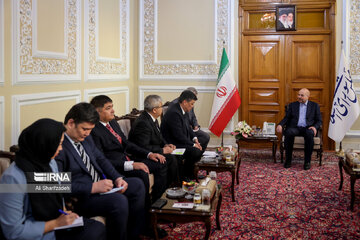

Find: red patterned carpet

[157,150,360,239]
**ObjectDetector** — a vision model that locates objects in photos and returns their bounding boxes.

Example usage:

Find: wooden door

[241,35,285,130]
[284,35,331,149]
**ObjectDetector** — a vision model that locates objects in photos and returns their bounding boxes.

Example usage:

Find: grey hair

[187,87,198,95]
[144,95,163,112]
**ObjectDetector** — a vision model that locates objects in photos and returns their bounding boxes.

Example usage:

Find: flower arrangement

[231,121,253,139]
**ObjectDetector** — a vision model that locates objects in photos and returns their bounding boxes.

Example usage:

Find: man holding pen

[56,103,146,240]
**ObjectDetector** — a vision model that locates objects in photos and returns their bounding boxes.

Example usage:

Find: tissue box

[195,177,216,199]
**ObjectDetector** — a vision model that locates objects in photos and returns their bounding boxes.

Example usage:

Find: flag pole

[221,132,224,147]
[337,141,345,157]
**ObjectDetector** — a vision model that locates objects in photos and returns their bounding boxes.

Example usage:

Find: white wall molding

[32,0,68,59]
[0,0,4,85]
[139,0,232,80]
[95,0,122,63]
[11,91,81,145]
[84,87,129,113]
[153,0,217,65]
[138,85,234,133]
[0,97,4,150]
[12,0,81,85]
[84,0,129,82]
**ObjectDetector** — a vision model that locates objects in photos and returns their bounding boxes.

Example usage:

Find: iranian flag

[209,48,241,137]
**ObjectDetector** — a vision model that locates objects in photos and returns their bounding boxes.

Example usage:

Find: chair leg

[280,146,284,163]
[319,150,323,166]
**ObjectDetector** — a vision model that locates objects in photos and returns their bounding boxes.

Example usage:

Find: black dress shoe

[304,162,311,170]
[284,162,291,168]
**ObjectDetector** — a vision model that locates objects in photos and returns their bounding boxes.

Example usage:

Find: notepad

[100,186,124,195]
[54,217,84,230]
[171,148,186,155]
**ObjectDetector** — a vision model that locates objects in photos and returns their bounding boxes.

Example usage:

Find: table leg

[272,141,278,163]
[351,176,356,211]
[236,157,241,185]
[216,192,222,230]
[231,170,235,202]
[194,165,199,182]
[338,159,344,191]
[151,213,159,240]
[204,218,211,240]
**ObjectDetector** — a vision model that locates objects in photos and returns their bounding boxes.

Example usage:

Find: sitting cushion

[282,136,321,145]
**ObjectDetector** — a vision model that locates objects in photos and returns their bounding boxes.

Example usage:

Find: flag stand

[221,132,224,147]
[336,141,345,157]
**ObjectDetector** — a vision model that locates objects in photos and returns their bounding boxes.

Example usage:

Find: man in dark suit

[161,90,203,179]
[89,95,167,202]
[128,94,179,186]
[55,102,146,240]
[276,88,322,170]
[171,87,210,151]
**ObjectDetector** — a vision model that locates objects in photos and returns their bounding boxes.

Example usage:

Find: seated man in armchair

[128,94,179,187]
[276,88,322,170]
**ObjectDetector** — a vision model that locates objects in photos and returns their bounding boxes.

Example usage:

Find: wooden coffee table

[194,155,240,202]
[150,186,222,240]
[338,156,360,211]
[237,135,278,163]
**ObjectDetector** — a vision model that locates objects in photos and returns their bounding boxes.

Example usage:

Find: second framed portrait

[276,5,296,31]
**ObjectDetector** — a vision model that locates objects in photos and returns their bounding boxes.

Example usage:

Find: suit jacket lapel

[63,137,89,174]
[144,112,161,138]
[101,122,123,147]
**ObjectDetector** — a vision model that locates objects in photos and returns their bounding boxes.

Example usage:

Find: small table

[150,186,222,240]
[236,135,278,163]
[338,156,360,211]
[194,155,240,202]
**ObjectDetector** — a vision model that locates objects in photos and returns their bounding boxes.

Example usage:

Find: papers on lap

[54,217,84,230]
[100,186,124,195]
[171,148,186,155]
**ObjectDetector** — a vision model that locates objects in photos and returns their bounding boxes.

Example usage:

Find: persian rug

[153,150,360,240]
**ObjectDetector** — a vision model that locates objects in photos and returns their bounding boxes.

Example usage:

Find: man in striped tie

[56,102,146,240]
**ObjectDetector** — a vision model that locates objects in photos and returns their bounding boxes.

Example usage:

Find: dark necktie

[74,142,99,182]
[106,123,122,144]
[106,124,130,161]
[155,119,160,132]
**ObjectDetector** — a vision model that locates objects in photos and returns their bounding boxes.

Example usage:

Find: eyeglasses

[154,106,163,109]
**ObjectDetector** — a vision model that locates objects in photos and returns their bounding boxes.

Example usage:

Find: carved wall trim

[139,0,232,80]
[345,0,360,82]
[84,87,129,113]
[0,96,4,150]
[12,0,81,85]
[11,91,81,145]
[84,0,129,82]
[0,0,4,85]
[31,0,68,59]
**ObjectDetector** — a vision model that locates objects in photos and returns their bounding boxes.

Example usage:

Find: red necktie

[106,123,122,144]
[106,124,130,161]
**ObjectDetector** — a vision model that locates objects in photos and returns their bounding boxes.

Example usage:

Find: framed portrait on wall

[276,5,296,31]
